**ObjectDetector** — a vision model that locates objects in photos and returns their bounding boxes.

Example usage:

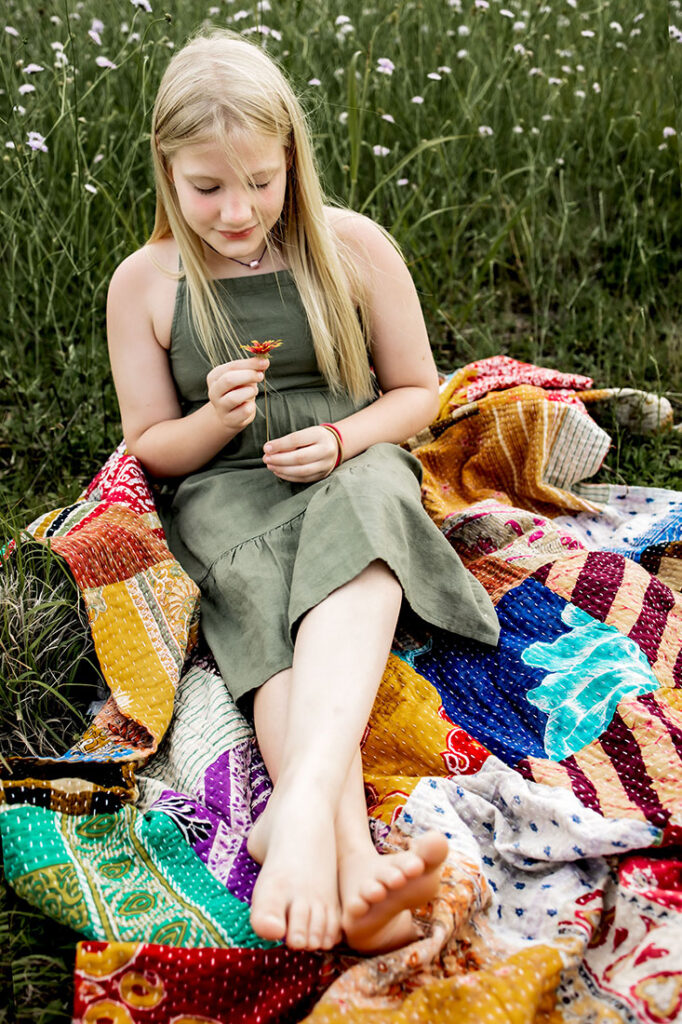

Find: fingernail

[257,372,264,380]
[264,443,271,453]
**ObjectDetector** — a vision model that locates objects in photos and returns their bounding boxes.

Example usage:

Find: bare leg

[248,562,448,952]
[247,560,402,949]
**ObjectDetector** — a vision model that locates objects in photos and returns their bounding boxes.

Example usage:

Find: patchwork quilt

[2,356,681,1023]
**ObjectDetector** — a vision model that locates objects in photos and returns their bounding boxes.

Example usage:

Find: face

[169,132,288,267]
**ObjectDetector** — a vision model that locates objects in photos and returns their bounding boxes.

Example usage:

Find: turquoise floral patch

[522,604,660,760]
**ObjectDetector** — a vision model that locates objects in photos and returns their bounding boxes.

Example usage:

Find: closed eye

[194,185,219,195]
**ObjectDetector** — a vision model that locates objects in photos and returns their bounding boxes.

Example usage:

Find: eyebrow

[186,165,280,181]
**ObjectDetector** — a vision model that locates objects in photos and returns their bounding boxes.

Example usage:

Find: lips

[217,226,256,240]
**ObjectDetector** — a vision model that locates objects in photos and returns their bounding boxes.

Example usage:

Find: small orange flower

[241,339,283,355]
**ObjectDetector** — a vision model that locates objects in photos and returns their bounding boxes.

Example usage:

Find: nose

[219,188,252,228]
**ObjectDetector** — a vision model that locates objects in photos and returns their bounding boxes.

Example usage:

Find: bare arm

[263,213,439,481]
[107,248,268,477]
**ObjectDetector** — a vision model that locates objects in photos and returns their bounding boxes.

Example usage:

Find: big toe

[250,880,288,941]
[413,831,449,870]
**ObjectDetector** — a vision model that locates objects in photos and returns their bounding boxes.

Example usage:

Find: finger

[268,460,331,482]
[264,426,322,454]
[207,358,268,388]
[263,443,326,468]
[209,370,264,397]
[213,384,259,410]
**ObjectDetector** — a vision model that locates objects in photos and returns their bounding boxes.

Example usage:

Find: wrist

[320,422,344,469]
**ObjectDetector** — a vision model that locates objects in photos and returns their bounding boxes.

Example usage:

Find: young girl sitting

[107,30,499,955]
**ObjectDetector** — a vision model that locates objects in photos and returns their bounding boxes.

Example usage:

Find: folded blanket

[2,356,681,1024]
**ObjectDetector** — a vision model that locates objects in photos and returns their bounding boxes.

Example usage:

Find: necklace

[225,241,268,270]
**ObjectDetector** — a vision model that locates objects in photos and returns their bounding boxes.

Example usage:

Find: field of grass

[1,0,681,1018]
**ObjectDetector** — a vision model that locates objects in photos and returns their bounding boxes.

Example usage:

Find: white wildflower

[458,25,470,36]
[307,77,321,86]
[13,105,26,114]
[529,67,543,76]
[24,63,45,73]
[381,113,395,123]
[609,20,623,33]
[633,12,644,22]
[411,95,424,104]
[512,124,524,133]
[121,21,130,33]
[427,72,442,80]
[556,157,564,166]
[84,183,97,194]
[475,0,489,9]
[577,63,585,71]
[130,0,152,11]
[93,153,104,163]
[581,29,595,38]
[397,178,409,186]
[541,114,552,121]
[51,41,64,50]
[128,32,140,42]
[232,9,250,20]
[373,145,390,156]
[592,81,601,93]
[18,84,36,94]
[95,55,117,69]
[88,29,102,45]
[500,8,514,17]
[530,126,539,135]
[630,28,641,37]
[663,126,677,138]
[5,26,19,37]
[27,130,48,152]
[54,49,68,66]
[209,6,220,12]
[561,65,572,74]
[513,21,525,30]
[335,14,351,24]
[574,89,586,98]
[478,124,493,136]
[338,111,348,124]
[5,141,16,149]
[50,15,61,24]
[376,57,395,75]
[91,17,104,31]
[438,65,452,73]
[548,77,563,85]
[658,142,668,151]
[513,43,526,55]
[456,49,469,58]
[257,0,272,9]
[557,49,572,57]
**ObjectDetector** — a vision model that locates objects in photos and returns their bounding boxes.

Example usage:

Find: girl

[107,30,499,955]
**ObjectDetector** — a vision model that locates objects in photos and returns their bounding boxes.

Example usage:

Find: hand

[206,357,269,434]
[263,425,341,483]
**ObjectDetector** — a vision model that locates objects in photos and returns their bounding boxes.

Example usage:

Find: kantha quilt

[1,356,681,1023]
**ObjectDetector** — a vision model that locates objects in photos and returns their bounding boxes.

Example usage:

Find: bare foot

[247,788,342,950]
[339,831,449,954]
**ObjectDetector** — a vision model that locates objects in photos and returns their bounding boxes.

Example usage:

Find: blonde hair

[149,30,374,401]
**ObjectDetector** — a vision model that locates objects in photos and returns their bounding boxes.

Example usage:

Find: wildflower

[561,65,572,74]
[633,12,644,22]
[381,113,395,123]
[557,49,573,57]
[574,89,586,98]
[630,28,641,37]
[93,153,104,163]
[209,5,220,12]
[18,84,36,94]
[478,125,493,136]
[541,114,552,122]
[232,10,250,20]
[530,127,539,135]
[128,32,141,42]
[50,15,61,24]
[529,67,543,76]
[609,20,623,32]
[458,24,470,35]
[335,14,351,24]
[556,157,564,166]
[457,49,469,58]
[372,145,390,155]
[121,21,130,32]
[513,43,526,54]
[24,63,45,73]
[427,72,442,80]
[257,0,272,9]
[54,50,68,66]
[13,105,26,114]
[438,65,452,73]
[548,77,563,85]
[475,0,489,9]
[576,63,585,71]
[337,23,353,36]
[92,17,104,32]
[27,130,48,152]
[500,8,514,17]
[513,21,525,31]
[512,124,524,133]
[131,0,152,10]
[5,141,16,149]
[5,26,19,37]
[241,340,282,441]
[411,95,424,104]
[308,77,321,86]
[51,41,64,50]
[397,178,409,185]
[95,56,117,69]
[338,111,348,124]
[581,29,595,38]
[84,183,97,194]
[592,82,601,93]
[663,126,677,138]
[376,57,395,75]
[88,29,102,45]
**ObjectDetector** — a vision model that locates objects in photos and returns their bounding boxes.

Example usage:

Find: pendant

[249,259,260,269]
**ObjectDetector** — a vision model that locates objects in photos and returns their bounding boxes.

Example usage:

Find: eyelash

[193,181,270,195]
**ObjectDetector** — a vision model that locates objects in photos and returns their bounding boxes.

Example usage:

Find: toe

[307,902,327,950]
[250,879,288,941]
[287,900,311,949]
[414,831,449,868]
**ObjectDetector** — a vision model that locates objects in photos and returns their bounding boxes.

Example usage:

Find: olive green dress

[161,270,499,703]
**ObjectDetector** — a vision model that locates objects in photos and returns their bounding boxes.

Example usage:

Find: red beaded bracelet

[320,422,344,469]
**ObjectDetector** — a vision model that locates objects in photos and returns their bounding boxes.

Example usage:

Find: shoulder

[108,238,180,349]
[324,206,405,277]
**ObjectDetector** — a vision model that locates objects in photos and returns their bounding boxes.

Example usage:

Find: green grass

[0,0,681,1017]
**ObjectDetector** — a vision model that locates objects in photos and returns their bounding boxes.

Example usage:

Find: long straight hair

[149,30,375,401]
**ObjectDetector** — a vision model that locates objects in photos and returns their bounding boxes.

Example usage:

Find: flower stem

[264,379,270,442]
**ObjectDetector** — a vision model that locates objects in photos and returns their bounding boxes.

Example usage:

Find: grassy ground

[1,0,681,1018]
